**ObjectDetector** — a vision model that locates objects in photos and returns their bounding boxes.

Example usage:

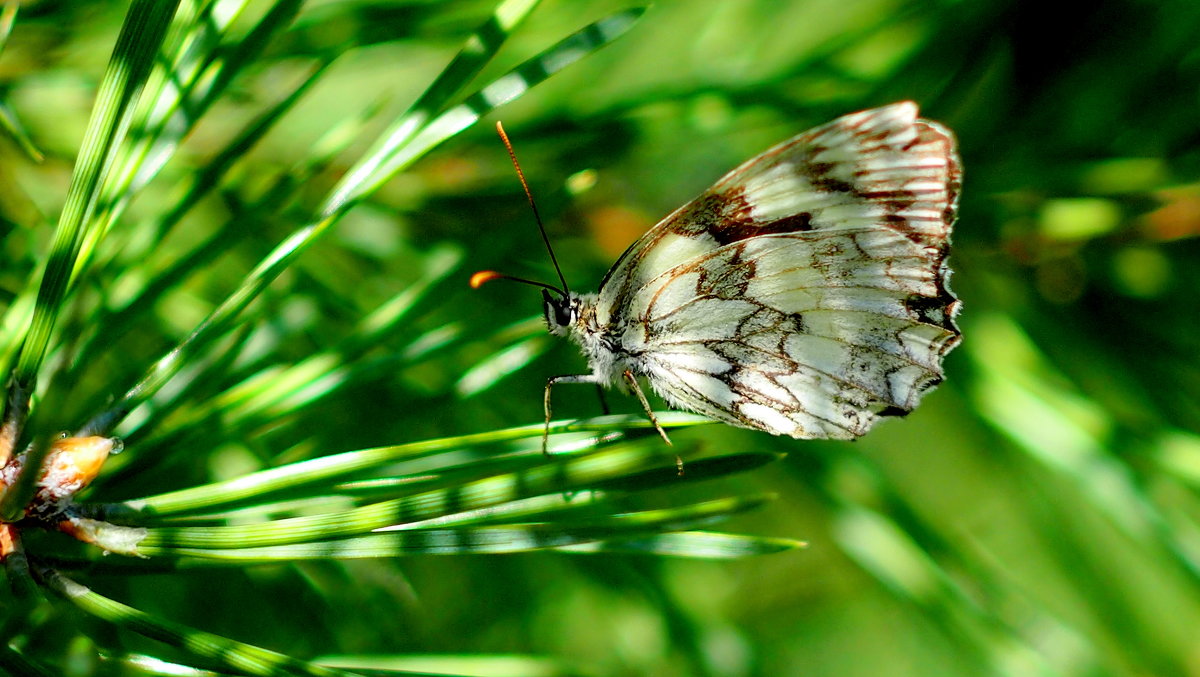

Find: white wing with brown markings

[558,101,961,439]
[622,227,959,438]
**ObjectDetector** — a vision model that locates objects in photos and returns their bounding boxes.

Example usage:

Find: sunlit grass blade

[81,11,321,289]
[111,451,774,530]
[107,653,255,677]
[556,531,805,558]
[109,0,302,196]
[142,527,783,562]
[0,3,179,503]
[318,654,574,677]
[40,569,360,677]
[134,443,674,549]
[87,0,302,246]
[367,493,775,535]
[138,495,780,560]
[457,335,552,397]
[100,414,711,518]
[206,247,462,425]
[351,245,465,350]
[375,492,602,529]
[0,2,178,502]
[324,7,647,217]
[162,490,596,530]
[69,67,333,422]
[456,315,552,396]
[325,0,543,214]
[67,0,311,310]
[79,202,343,439]
[11,0,180,391]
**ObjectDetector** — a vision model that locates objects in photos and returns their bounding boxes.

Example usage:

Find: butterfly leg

[621,370,682,475]
[543,374,601,455]
[594,384,611,416]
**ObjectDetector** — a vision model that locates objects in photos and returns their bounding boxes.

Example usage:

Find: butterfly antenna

[496,121,571,297]
[469,270,563,295]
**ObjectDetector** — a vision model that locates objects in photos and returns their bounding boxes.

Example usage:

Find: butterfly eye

[541,290,573,328]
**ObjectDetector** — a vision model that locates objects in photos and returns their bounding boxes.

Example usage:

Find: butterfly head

[541,289,579,337]
[471,270,581,336]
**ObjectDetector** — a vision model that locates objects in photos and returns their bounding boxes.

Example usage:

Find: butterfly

[474,102,961,449]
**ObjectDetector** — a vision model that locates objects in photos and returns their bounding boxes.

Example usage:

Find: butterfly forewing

[573,101,961,440]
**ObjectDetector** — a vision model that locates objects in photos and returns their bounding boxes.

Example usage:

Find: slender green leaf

[135,443,673,548]
[104,414,710,518]
[318,654,575,677]
[324,7,647,216]
[138,495,781,560]
[556,531,806,558]
[13,0,180,389]
[325,0,544,213]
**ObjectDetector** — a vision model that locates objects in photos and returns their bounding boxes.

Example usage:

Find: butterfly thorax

[543,290,628,388]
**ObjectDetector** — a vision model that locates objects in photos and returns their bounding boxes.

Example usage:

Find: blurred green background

[4,0,1200,675]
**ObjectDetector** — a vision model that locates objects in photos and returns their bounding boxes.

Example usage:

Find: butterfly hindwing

[624,226,959,438]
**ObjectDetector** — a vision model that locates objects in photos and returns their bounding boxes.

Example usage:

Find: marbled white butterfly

[475,102,961,447]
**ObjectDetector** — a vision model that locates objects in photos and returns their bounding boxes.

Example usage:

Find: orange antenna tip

[470,270,503,289]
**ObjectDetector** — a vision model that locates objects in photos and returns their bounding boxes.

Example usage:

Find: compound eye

[558,304,574,326]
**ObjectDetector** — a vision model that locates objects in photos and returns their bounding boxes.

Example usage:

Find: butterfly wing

[625,227,959,438]
[595,101,960,438]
